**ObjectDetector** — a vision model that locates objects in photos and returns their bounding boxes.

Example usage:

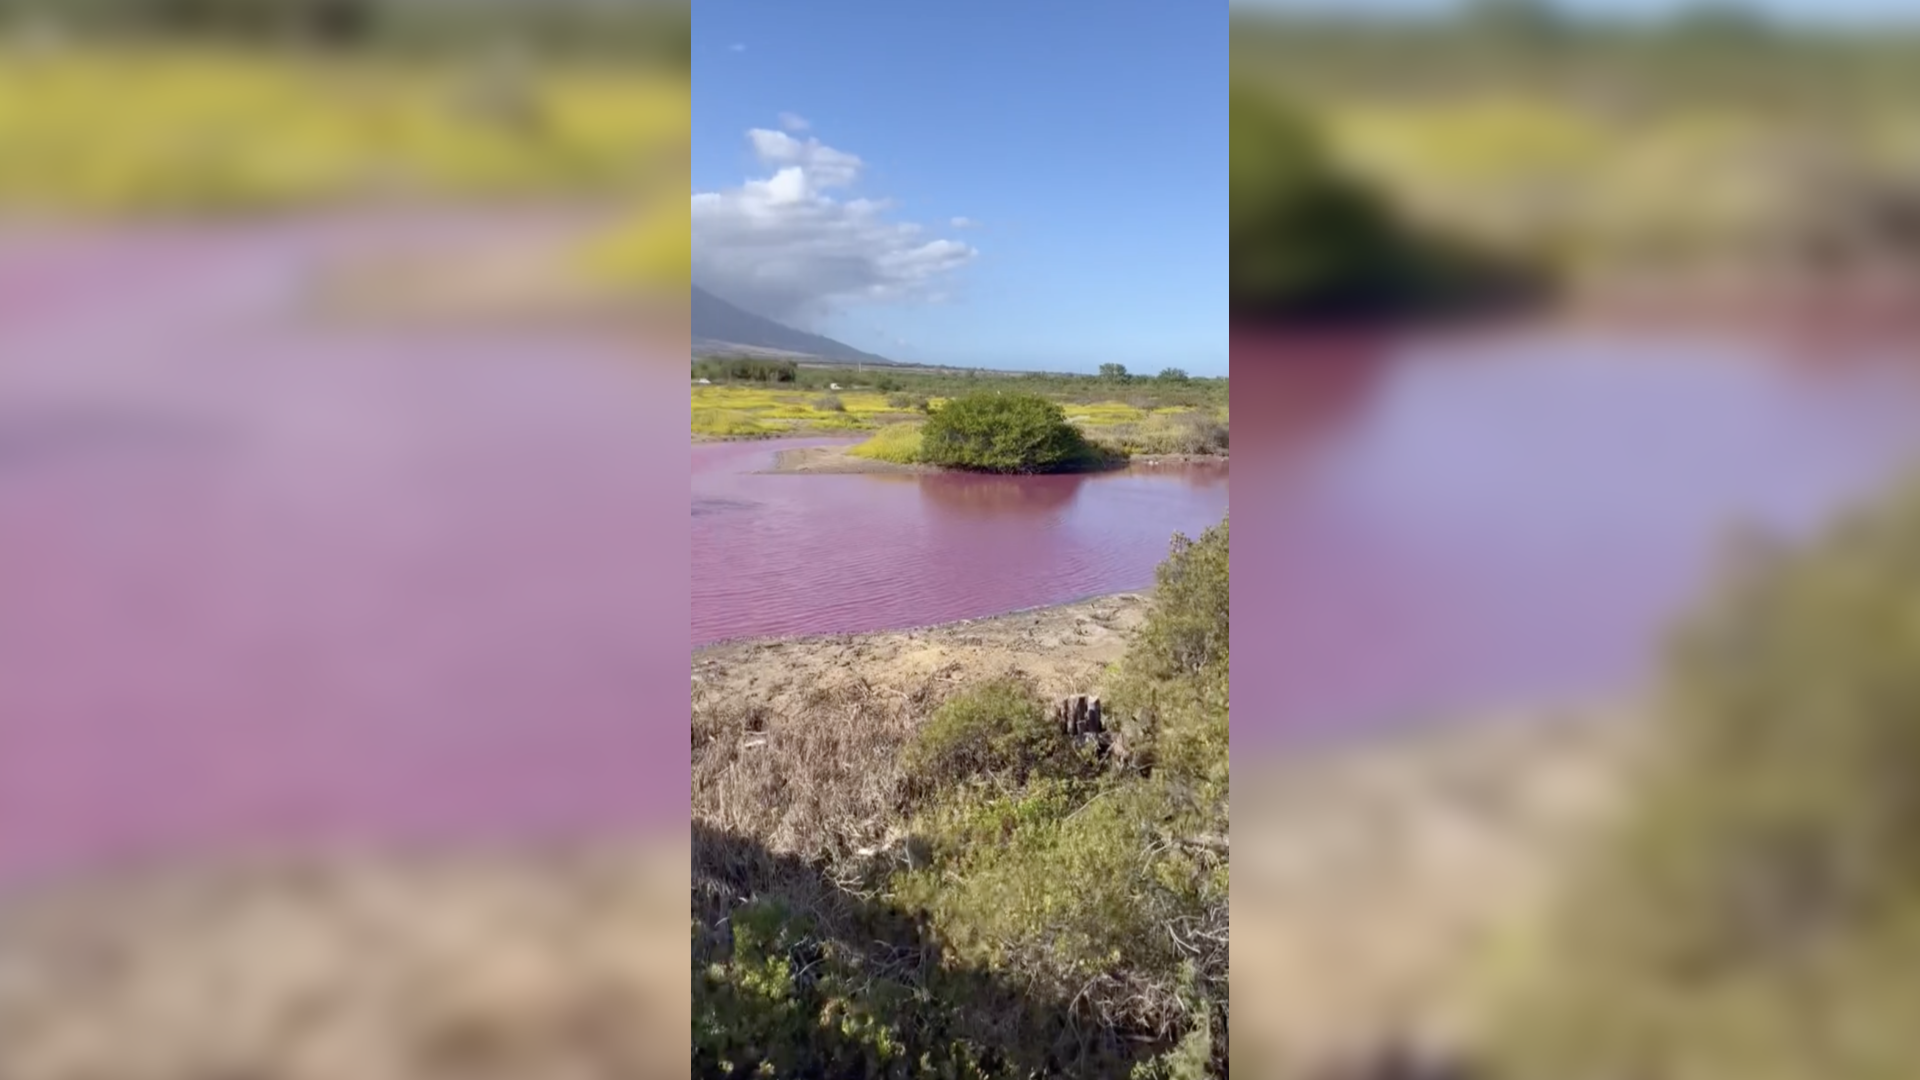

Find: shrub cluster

[918,392,1108,474]
[1488,478,1920,1079]
[692,513,1230,1077]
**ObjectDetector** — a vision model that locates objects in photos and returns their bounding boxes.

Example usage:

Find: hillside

[691,285,896,366]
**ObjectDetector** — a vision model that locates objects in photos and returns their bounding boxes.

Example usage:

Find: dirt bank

[0,840,689,1079]
[1232,706,1647,1066]
[693,592,1152,705]
[696,596,1646,1069]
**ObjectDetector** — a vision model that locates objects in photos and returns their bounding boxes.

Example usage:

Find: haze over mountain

[691,286,894,365]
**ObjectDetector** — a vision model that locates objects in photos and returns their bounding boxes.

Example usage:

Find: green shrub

[918,392,1106,474]
[693,896,993,1079]
[1128,515,1230,682]
[894,776,1227,1062]
[905,678,1098,798]
[814,393,847,412]
[1230,81,1543,321]
[1490,477,1920,1080]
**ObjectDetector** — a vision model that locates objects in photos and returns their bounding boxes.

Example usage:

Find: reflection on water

[1232,325,1920,746]
[692,497,757,518]
[915,472,1088,517]
[691,441,1230,646]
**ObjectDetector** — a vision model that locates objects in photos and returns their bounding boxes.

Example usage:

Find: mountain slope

[691,286,893,365]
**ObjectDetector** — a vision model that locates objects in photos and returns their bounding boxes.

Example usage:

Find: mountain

[691,286,894,365]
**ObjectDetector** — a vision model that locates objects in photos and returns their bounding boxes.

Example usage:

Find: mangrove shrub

[918,392,1100,474]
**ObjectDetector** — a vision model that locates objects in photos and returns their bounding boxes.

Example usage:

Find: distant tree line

[693,357,798,384]
[0,0,689,61]
[1230,80,1544,323]
[1233,1,1920,106]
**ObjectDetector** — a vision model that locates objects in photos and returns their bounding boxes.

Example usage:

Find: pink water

[692,439,1231,646]
[1232,328,1920,746]
[0,213,687,888]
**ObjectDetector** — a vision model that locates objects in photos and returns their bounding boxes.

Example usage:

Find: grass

[845,422,925,465]
[693,376,1229,461]
[689,408,773,438]
[1234,16,1920,291]
[0,45,687,217]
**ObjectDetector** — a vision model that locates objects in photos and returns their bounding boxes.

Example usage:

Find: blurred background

[1232,2,1920,1078]
[0,2,691,1077]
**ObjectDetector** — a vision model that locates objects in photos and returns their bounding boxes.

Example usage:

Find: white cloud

[778,112,810,132]
[728,42,746,52]
[950,216,979,229]
[692,123,977,327]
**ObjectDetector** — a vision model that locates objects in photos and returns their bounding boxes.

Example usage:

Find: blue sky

[692,1,1227,376]
[1234,0,1920,27]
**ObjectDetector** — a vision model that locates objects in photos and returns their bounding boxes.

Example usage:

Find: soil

[0,840,690,1079]
[1231,706,1646,1065]
[692,592,1152,709]
[305,218,657,331]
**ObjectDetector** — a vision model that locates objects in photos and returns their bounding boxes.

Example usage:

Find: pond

[692,438,1231,646]
[0,214,683,887]
[1231,327,1920,746]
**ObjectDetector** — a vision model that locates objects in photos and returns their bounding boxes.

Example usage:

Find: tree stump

[1054,695,1103,737]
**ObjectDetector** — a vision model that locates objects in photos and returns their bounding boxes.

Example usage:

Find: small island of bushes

[850,392,1129,474]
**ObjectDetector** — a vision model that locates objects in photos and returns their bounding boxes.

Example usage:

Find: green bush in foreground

[918,392,1108,474]
[904,677,1102,798]
[1490,478,1920,1080]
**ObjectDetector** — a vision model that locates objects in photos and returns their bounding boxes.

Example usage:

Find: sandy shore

[694,592,1152,704]
[0,839,690,1079]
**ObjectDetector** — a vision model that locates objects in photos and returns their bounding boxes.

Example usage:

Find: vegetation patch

[918,393,1116,474]
[0,47,686,216]
[691,516,1230,1076]
[690,408,773,438]
[691,361,1226,448]
[846,422,925,465]
[1484,475,1920,1080]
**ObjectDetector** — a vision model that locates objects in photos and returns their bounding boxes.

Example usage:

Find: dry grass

[694,677,919,867]
[1086,409,1230,458]
[0,842,690,1080]
[690,596,1140,869]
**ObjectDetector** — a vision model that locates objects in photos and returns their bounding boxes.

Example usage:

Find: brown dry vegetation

[691,594,1144,870]
[692,519,1229,1077]
[0,841,689,1080]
